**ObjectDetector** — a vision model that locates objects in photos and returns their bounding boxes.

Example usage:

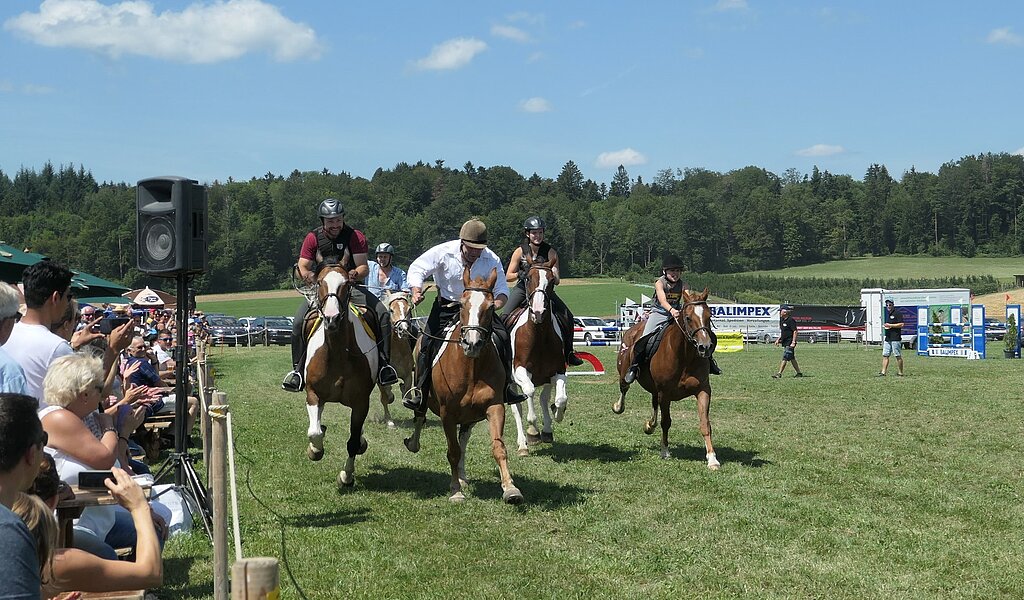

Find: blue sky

[1,0,1022,186]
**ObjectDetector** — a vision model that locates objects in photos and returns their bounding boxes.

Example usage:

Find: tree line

[0,152,1021,298]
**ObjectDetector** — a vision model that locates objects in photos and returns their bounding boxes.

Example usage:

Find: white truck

[861,288,971,347]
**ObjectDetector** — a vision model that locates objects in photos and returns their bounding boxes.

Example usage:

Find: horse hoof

[403,437,420,454]
[517,447,530,457]
[707,453,721,470]
[643,422,656,435]
[612,400,625,415]
[660,451,670,460]
[552,405,566,423]
[449,492,466,503]
[358,437,368,455]
[526,432,542,446]
[337,472,355,488]
[307,446,324,461]
[387,420,397,430]
[502,487,524,505]
[540,431,554,444]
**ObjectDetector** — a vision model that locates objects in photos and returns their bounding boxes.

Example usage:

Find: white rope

[209,404,243,561]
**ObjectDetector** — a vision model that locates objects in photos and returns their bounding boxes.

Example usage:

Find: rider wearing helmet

[364,243,410,300]
[502,216,583,366]
[281,198,400,391]
[623,253,722,383]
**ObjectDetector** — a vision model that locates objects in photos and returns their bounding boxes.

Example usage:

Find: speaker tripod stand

[151,273,213,538]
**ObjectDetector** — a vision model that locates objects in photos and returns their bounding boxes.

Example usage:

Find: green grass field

[748,256,1023,282]
[158,342,1023,599]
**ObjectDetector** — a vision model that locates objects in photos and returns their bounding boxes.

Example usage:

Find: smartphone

[78,470,115,490]
[99,317,130,335]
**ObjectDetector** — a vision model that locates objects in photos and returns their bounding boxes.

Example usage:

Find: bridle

[674,300,714,352]
[459,285,495,343]
[525,265,554,314]
[386,292,415,339]
[314,267,352,322]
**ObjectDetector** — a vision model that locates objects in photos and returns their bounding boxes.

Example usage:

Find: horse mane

[315,258,343,277]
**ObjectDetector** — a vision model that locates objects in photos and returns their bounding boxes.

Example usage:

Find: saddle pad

[502,305,527,329]
[305,306,377,343]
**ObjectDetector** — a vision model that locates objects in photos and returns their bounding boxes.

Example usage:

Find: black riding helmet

[662,253,684,270]
[523,216,546,231]
[318,198,345,220]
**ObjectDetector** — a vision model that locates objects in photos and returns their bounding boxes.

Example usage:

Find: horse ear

[699,287,710,301]
[486,267,498,289]
[463,266,472,288]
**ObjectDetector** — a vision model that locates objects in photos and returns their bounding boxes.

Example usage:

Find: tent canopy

[123,287,177,307]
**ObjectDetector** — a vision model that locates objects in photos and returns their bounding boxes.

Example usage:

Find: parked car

[984,318,1007,341]
[262,317,292,346]
[238,316,265,346]
[797,329,841,344]
[573,316,617,343]
[741,328,781,344]
[206,315,248,347]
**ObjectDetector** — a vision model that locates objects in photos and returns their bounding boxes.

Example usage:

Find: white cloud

[796,144,846,157]
[491,24,531,43]
[0,79,54,94]
[568,20,587,30]
[519,97,551,113]
[1014,147,1024,156]
[3,0,321,63]
[505,12,544,26]
[527,51,544,63]
[987,27,1023,46]
[414,37,487,71]
[596,148,647,169]
[711,0,748,12]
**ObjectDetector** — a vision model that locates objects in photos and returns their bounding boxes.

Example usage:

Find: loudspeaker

[137,176,208,275]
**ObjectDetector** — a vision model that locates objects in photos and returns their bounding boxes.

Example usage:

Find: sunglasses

[159,337,173,342]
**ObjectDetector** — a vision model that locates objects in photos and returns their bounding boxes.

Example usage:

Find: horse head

[525,260,555,324]
[459,267,497,358]
[384,291,413,338]
[678,287,714,357]
[315,261,352,333]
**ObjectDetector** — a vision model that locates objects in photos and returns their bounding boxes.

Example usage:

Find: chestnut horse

[508,261,569,456]
[613,288,720,469]
[403,267,524,504]
[375,290,415,428]
[303,262,379,488]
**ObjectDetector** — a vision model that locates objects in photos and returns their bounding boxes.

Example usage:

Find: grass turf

[157,341,1023,599]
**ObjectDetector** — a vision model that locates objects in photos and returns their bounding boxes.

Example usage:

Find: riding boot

[404,340,434,412]
[281,314,307,392]
[377,321,399,386]
[492,324,527,405]
[624,335,649,384]
[559,314,584,366]
[709,357,723,375]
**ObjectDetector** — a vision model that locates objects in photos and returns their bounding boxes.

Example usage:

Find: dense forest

[0,152,1022,296]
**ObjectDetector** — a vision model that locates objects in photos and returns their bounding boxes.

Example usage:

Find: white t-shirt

[4,322,73,408]
[152,343,172,367]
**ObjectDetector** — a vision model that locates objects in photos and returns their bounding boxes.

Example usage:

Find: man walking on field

[879,298,905,376]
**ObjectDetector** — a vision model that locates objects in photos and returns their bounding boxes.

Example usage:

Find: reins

[674,300,714,350]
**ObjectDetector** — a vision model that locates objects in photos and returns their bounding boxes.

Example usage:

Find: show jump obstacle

[916,304,986,358]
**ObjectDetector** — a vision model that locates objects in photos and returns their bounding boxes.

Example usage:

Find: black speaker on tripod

[137,176,208,275]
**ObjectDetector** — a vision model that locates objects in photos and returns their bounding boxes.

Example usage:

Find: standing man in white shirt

[405,219,527,413]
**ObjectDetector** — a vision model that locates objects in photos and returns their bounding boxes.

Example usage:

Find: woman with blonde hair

[13,467,163,597]
[40,353,147,559]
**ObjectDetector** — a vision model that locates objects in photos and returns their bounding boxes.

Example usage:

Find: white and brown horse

[613,288,720,469]
[404,267,523,504]
[376,290,415,428]
[507,261,569,456]
[303,262,379,488]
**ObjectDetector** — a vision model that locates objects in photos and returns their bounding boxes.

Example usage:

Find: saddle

[304,304,379,343]
[638,323,670,364]
[502,305,528,329]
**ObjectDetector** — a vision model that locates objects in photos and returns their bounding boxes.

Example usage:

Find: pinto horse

[613,288,721,469]
[507,261,569,456]
[404,267,524,504]
[375,290,415,428]
[303,262,379,488]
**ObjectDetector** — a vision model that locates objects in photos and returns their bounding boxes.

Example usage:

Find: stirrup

[281,370,304,392]
[378,363,399,386]
[402,387,424,411]
[623,365,639,384]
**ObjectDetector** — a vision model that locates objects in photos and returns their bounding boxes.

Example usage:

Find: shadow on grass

[359,466,458,499]
[283,507,371,528]
[668,444,772,468]
[529,441,638,463]
[473,473,591,510]
[163,556,213,599]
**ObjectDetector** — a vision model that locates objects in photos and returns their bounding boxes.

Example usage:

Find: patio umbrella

[123,286,177,308]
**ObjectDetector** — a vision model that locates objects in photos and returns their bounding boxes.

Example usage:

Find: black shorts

[782,346,795,361]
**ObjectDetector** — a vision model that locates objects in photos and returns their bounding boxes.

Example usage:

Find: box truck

[861,288,971,347]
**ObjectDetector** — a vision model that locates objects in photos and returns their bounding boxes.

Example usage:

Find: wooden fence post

[231,557,280,600]
[211,392,229,600]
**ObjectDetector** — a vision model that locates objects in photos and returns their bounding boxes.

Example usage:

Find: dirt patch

[976,288,1024,317]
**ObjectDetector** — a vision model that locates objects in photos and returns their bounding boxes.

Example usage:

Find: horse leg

[538,384,554,443]
[613,378,630,415]
[338,402,369,488]
[306,400,326,461]
[658,394,672,460]
[403,413,426,453]
[443,419,465,502]
[486,403,523,505]
[550,373,568,423]
[510,402,530,457]
[514,366,541,445]
[457,423,473,489]
[643,393,659,436]
[696,388,719,470]
[377,384,396,429]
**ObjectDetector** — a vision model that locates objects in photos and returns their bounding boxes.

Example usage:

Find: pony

[302,261,379,488]
[403,267,524,504]
[506,261,569,456]
[375,290,416,428]
[613,288,721,469]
